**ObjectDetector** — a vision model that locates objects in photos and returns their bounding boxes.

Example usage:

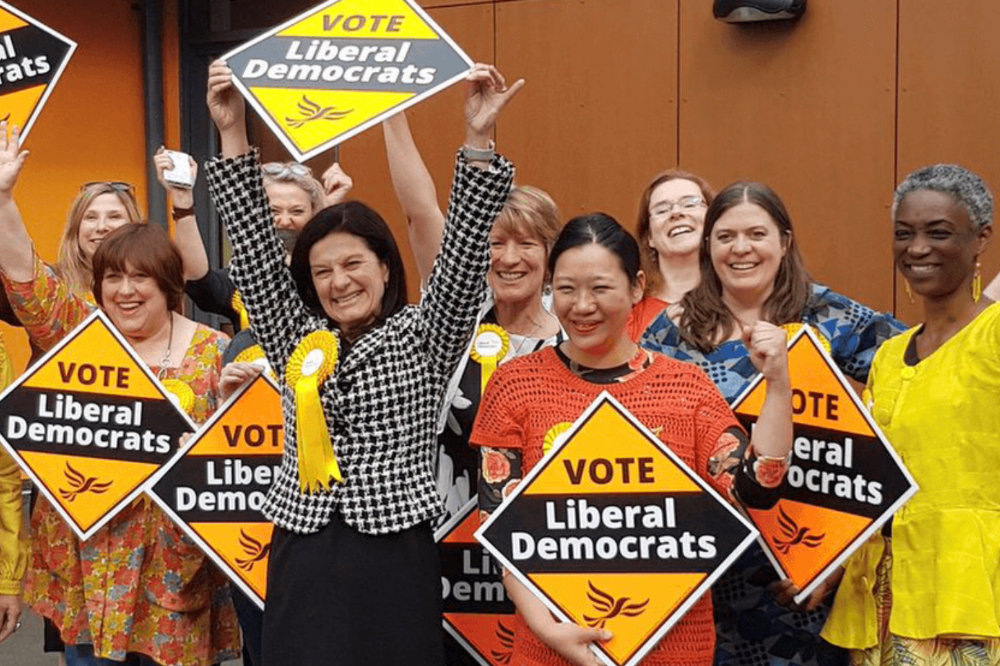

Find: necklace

[504,309,554,358]
[156,312,175,380]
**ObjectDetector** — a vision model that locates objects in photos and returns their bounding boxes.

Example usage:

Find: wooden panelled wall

[290,0,1000,323]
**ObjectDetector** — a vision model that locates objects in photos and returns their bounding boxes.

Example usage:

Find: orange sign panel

[0,311,195,540]
[436,499,516,665]
[476,394,758,666]
[148,372,284,608]
[222,0,472,161]
[0,1,76,142]
[731,325,917,603]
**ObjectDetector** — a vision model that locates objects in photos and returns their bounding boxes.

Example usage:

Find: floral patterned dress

[1,253,239,665]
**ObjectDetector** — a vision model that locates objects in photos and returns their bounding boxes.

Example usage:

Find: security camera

[713,0,806,23]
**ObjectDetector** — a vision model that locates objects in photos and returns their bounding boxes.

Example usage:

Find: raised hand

[321,162,353,207]
[0,122,28,197]
[207,60,245,135]
[464,63,525,147]
[743,320,790,385]
[154,147,197,209]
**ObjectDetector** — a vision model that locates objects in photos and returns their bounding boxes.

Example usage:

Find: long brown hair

[678,181,811,352]
[636,169,715,296]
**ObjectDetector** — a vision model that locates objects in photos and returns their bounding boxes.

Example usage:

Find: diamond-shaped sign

[223,0,472,161]
[148,372,284,609]
[0,310,195,540]
[436,498,516,666]
[0,1,76,142]
[731,325,918,604]
[475,393,758,666]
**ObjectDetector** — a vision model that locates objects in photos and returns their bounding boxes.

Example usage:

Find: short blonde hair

[57,183,144,295]
[494,185,562,251]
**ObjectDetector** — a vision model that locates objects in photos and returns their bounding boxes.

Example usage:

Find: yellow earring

[904,280,914,304]
[972,259,982,304]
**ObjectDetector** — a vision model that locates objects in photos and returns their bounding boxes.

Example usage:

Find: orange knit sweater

[470,347,740,666]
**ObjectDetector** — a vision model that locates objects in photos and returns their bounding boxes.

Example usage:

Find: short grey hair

[893,163,994,229]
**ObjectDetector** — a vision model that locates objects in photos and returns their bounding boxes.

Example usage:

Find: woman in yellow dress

[823,163,999,664]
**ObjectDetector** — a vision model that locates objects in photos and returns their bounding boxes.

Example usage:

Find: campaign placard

[436,499,516,666]
[731,325,918,604]
[476,393,758,666]
[222,0,473,161]
[0,310,195,540]
[147,372,284,609]
[0,1,76,142]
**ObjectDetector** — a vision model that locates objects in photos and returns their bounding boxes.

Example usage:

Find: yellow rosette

[470,324,509,396]
[234,344,277,381]
[231,290,250,331]
[781,322,831,354]
[285,331,341,493]
[542,422,573,455]
[161,379,195,416]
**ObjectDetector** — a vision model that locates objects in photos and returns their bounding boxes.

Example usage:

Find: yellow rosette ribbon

[781,322,831,354]
[231,290,250,331]
[161,379,195,416]
[285,331,341,493]
[542,422,573,455]
[469,324,510,396]
[234,344,277,381]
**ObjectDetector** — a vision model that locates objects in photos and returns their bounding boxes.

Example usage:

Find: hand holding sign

[0,121,28,196]
[219,361,265,402]
[207,60,250,158]
[464,63,524,149]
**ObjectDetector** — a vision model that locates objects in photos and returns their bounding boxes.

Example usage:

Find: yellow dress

[823,302,1000,653]
[0,334,26,596]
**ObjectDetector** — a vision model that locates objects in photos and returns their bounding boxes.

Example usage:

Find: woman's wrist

[464,131,492,150]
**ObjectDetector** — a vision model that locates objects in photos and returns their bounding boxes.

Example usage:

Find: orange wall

[0,0,180,372]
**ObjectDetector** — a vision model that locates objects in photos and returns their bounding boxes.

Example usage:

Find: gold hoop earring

[904,280,915,304]
[972,259,982,304]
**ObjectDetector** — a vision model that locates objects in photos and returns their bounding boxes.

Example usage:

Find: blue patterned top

[640,283,906,666]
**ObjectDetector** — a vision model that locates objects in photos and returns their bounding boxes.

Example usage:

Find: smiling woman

[0,201,239,662]
[640,181,906,666]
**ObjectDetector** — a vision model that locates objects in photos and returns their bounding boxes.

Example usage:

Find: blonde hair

[57,183,144,294]
[261,162,325,214]
[494,185,562,251]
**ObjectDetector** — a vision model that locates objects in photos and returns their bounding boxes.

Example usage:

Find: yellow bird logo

[582,581,649,629]
[285,95,353,129]
[489,620,514,664]
[772,505,825,555]
[235,530,271,572]
[58,462,113,502]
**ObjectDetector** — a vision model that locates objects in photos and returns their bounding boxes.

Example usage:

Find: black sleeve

[184,267,241,330]
[0,288,20,327]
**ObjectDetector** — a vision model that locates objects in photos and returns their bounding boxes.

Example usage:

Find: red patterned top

[470,347,743,666]
[2,253,239,665]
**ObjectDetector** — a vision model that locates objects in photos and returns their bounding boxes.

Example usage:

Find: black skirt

[261,513,444,665]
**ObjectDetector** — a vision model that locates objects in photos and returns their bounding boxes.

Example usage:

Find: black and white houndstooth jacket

[206,149,513,535]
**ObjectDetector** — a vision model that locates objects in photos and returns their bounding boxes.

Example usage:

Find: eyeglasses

[81,181,136,196]
[261,162,311,179]
[649,195,706,218]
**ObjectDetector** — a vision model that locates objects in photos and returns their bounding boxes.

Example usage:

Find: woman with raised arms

[640,181,906,665]
[470,214,794,665]
[203,59,519,663]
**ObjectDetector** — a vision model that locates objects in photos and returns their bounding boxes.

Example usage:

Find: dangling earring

[904,280,914,304]
[972,259,982,304]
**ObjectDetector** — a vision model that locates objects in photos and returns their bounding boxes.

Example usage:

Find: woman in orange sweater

[470,213,794,666]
